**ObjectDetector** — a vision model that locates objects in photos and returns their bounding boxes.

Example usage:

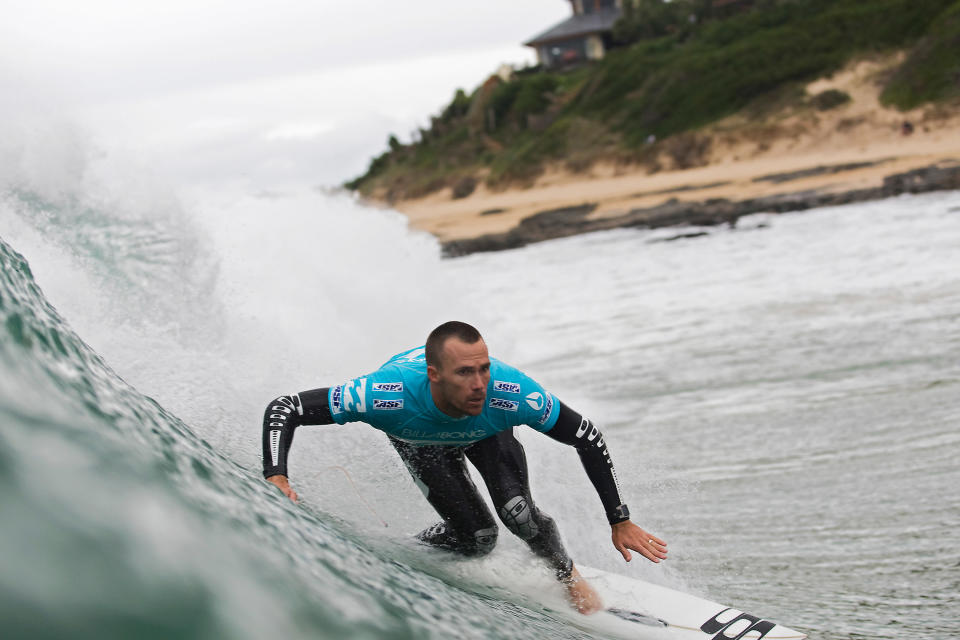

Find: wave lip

[0,229,595,639]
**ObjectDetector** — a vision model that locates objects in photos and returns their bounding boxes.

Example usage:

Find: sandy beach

[375,58,960,246]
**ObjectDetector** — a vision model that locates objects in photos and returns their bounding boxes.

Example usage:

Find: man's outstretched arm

[261,387,334,502]
[543,401,668,564]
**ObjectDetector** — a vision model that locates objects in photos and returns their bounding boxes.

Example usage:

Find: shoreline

[438,159,960,256]
[365,57,960,256]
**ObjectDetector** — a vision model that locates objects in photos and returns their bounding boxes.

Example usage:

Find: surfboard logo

[525,392,544,411]
[701,608,776,640]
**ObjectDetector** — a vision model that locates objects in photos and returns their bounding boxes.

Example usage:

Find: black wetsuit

[262,360,630,581]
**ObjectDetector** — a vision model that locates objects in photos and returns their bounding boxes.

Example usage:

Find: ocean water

[1,126,958,639]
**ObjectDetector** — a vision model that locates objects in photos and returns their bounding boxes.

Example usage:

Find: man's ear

[427,364,440,383]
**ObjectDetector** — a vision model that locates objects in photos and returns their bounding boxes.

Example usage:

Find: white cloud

[2,0,571,189]
[263,122,337,142]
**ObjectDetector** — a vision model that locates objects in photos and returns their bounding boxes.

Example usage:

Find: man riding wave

[262,321,667,613]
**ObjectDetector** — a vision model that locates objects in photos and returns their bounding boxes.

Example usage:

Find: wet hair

[425,321,483,368]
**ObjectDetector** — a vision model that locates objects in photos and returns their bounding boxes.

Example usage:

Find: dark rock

[517,203,597,231]
[881,163,960,195]
[440,163,960,257]
[631,180,730,198]
[753,160,888,184]
[648,231,710,243]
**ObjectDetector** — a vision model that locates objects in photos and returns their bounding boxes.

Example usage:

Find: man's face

[428,337,491,417]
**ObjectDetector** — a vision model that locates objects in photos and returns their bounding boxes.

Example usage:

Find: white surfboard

[579,565,807,639]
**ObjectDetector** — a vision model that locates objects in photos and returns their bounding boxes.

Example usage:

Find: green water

[2,185,959,639]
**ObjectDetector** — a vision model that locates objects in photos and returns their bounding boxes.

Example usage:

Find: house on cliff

[525,0,756,69]
[525,0,623,69]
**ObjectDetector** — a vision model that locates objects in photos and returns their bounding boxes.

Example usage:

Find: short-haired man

[262,321,667,613]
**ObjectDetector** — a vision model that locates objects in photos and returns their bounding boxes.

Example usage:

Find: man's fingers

[613,524,668,564]
[639,546,662,563]
[642,540,667,561]
[629,536,666,563]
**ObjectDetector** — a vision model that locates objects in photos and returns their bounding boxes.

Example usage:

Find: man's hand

[266,474,299,503]
[611,520,667,563]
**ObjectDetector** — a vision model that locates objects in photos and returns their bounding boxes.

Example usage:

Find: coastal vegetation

[346,0,960,201]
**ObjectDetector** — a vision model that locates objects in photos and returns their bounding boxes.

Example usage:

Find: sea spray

[0,230,603,639]
[3,108,959,638]
[0,117,617,639]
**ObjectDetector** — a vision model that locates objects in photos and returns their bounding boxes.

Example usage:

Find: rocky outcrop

[441,162,960,257]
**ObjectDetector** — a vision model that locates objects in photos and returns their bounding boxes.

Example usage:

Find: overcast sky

[2,1,571,189]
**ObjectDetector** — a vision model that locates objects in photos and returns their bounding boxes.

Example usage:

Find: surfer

[261,321,667,614]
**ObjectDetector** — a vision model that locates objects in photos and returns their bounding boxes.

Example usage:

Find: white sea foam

[3,114,959,638]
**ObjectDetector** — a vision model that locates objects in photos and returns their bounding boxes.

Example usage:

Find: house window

[546,39,587,66]
[582,0,617,13]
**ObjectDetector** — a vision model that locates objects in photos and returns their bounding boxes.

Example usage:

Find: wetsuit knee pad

[473,527,499,556]
[417,522,498,557]
[499,496,539,540]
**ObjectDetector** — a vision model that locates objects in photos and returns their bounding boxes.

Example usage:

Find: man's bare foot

[564,566,603,615]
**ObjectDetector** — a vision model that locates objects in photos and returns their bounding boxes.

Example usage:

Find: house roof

[524,9,622,47]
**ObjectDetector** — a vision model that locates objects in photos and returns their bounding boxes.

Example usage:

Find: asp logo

[373,399,403,410]
[330,385,344,415]
[700,608,776,640]
[493,380,521,393]
[373,382,403,392]
[536,394,554,425]
[488,398,519,412]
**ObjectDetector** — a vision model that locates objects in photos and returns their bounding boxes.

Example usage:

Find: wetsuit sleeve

[261,388,333,479]
[544,401,631,525]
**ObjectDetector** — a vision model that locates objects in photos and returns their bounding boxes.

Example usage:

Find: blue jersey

[327,346,560,445]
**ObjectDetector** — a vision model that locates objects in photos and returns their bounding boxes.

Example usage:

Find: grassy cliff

[347,0,960,201]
